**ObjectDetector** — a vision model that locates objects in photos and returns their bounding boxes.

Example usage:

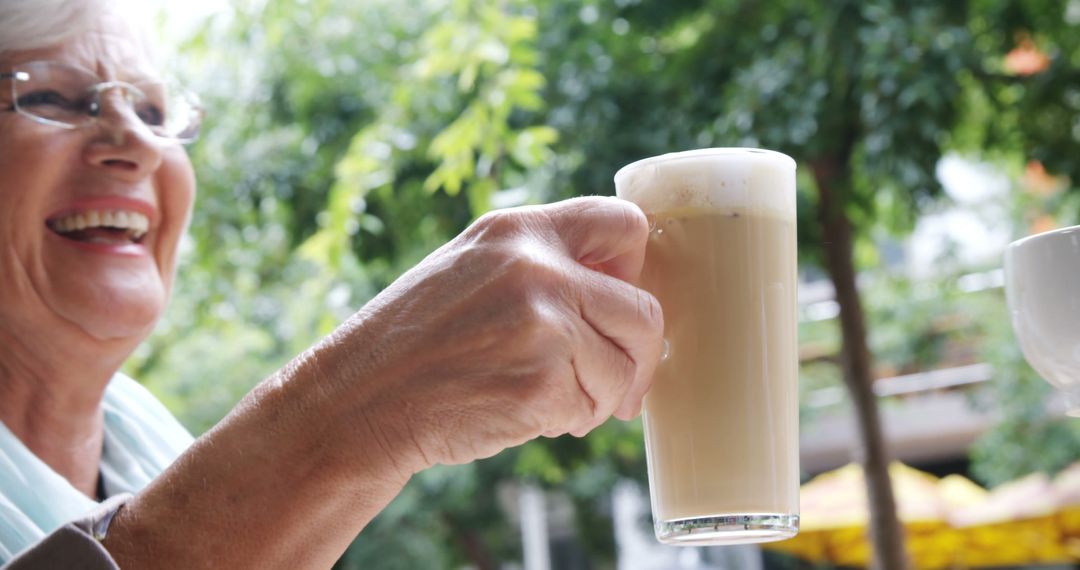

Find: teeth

[48,209,150,241]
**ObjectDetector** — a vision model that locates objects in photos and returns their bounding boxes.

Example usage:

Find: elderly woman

[0,1,664,568]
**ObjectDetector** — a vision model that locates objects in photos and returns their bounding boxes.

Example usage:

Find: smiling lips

[47,209,150,245]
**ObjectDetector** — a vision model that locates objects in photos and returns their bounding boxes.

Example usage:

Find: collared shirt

[0,374,193,567]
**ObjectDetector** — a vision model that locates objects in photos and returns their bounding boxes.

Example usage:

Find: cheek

[154,149,196,284]
[0,123,79,257]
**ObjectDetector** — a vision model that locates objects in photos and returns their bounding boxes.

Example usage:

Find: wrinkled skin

[103,197,664,570]
[302,198,664,476]
[0,12,194,498]
[0,8,664,570]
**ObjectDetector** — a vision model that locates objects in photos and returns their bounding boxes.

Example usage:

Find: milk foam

[614,148,796,217]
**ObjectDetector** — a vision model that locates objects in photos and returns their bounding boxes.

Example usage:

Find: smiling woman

[0,0,200,563]
[0,1,665,568]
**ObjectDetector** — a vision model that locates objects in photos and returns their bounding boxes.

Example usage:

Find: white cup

[1004,224,1080,416]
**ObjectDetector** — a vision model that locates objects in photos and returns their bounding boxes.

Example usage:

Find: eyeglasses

[0,60,203,144]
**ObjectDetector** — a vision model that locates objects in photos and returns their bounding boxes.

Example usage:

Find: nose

[82,88,165,180]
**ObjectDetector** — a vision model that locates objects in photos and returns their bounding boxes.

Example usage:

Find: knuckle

[503,249,545,279]
[471,208,524,240]
[516,301,557,345]
[502,276,570,347]
[505,254,572,304]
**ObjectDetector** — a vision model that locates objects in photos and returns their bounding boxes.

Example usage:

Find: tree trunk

[811,159,909,570]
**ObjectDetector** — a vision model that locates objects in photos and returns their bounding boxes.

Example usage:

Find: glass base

[655,513,799,546]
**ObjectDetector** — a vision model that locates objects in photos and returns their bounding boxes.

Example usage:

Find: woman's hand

[287,196,665,477]
[104,196,663,569]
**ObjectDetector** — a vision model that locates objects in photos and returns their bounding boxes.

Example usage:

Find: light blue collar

[0,373,192,562]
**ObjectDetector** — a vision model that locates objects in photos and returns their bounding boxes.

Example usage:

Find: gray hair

[0,0,100,53]
[0,0,155,56]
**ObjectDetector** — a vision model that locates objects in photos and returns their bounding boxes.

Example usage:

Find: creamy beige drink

[615,148,799,545]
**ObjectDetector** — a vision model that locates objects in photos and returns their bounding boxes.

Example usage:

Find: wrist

[102,357,414,569]
[271,335,422,487]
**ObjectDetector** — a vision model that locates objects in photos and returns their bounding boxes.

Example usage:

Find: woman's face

[0,13,195,354]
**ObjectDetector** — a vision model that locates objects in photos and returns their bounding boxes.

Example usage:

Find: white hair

[0,0,157,56]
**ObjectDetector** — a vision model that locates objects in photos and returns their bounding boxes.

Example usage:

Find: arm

[101,197,664,569]
[102,360,408,569]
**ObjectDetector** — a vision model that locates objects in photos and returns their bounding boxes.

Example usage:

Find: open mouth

[46,209,150,246]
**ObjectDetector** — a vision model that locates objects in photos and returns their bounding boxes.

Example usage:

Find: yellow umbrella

[939,474,989,512]
[949,471,1073,567]
[768,461,1080,568]
[764,462,965,569]
[1055,462,1080,558]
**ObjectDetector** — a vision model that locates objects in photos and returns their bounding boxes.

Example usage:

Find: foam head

[614,148,796,217]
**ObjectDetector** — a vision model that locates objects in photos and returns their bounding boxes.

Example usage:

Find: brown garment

[2,495,128,569]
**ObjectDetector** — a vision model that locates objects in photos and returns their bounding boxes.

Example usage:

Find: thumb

[540,196,649,284]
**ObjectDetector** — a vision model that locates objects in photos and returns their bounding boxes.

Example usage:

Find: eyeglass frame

[0,60,204,144]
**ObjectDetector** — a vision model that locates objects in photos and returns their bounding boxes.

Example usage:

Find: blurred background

[135,0,1080,568]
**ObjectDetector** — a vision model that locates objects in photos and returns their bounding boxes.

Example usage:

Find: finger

[565,319,637,437]
[568,267,665,428]
[541,196,649,284]
[613,380,648,421]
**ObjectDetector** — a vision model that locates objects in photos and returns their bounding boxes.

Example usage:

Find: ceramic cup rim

[1007,224,1080,253]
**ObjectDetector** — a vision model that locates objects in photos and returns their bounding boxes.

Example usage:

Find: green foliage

[965,0,1080,182]
[969,322,1080,487]
[134,0,1080,566]
[967,263,1080,487]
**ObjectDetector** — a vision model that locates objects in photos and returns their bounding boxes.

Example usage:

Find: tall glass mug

[614,148,800,545]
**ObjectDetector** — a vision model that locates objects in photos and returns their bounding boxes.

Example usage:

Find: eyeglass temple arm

[0,72,29,81]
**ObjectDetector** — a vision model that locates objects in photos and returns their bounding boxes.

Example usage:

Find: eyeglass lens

[8,61,200,141]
